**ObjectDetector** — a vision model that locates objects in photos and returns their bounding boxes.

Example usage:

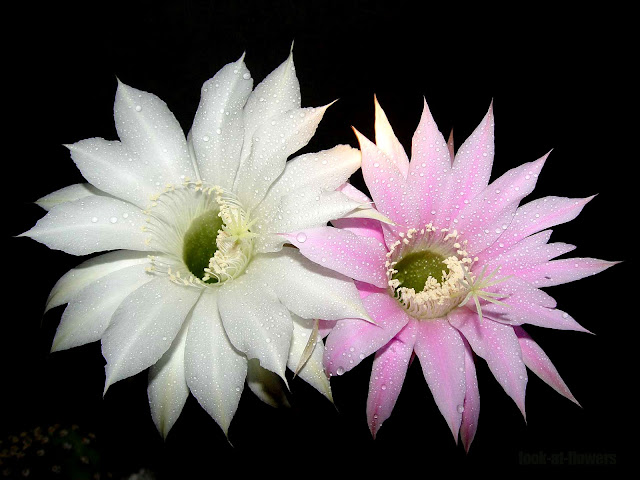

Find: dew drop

[457,404,465,413]
[91,217,98,223]
[202,135,210,142]
[135,105,142,112]
[242,72,251,80]
[110,217,118,224]
[216,128,222,135]
[336,366,345,376]
[296,232,307,243]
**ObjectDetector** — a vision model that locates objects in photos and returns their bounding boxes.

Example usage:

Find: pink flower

[284,97,617,451]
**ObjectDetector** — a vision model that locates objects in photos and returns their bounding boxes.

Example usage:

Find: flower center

[183,209,224,282]
[386,224,474,320]
[392,250,449,291]
[144,181,255,287]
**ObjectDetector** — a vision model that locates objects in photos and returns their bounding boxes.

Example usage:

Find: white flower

[21,52,375,438]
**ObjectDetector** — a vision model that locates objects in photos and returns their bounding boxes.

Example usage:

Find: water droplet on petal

[91,217,98,223]
[135,105,142,112]
[110,217,118,224]
[336,366,345,376]
[457,404,465,413]
[296,232,307,243]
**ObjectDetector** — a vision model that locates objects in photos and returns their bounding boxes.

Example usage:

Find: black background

[3,0,631,476]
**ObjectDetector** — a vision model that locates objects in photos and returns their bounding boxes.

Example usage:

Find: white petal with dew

[21,196,151,256]
[217,263,293,382]
[191,55,253,189]
[36,183,107,211]
[148,313,192,438]
[185,291,247,436]
[52,264,154,352]
[114,80,195,185]
[46,250,151,313]
[102,278,201,393]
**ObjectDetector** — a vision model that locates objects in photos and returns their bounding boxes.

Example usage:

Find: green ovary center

[392,250,449,292]
[183,209,224,282]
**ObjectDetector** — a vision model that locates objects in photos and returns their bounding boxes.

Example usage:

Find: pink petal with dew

[355,129,418,228]
[282,227,389,288]
[477,196,595,264]
[414,318,466,443]
[332,184,385,243]
[436,103,494,226]
[407,98,452,225]
[367,320,417,438]
[453,153,548,255]
[323,292,410,377]
[480,276,591,332]
[514,326,580,406]
[514,257,619,288]
[483,229,575,273]
[374,96,410,178]
[354,280,386,300]
[460,336,480,453]
[448,309,528,420]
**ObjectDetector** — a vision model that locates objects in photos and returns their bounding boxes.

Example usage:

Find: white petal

[21,196,151,256]
[246,358,290,408]
[191,55,253,188]
[240,51,301,162]
[114,80,195,184]
[253,248,370,322]
[217,264,292,381]
[260,190,365,237]
[66,138,163,209]
[102,278,201,392]
[185,291,247,435]
[52,264,154,352]
[46,250,151,312]
[235,105,330,211]
[288,315,332,402]
[36,183,107,211]
[148,314,192,438]
[254,145,361,222]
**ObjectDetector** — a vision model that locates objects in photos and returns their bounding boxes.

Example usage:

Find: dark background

[3,0,630,476]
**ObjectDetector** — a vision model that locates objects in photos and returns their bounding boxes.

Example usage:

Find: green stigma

[182,209,223,282]
[392,250,449,292]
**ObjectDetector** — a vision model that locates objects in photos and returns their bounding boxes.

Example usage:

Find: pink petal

[448,309,528,420]
[332,183,386,243]
[407,98,452,226]
[460,337,480,453]
[514,257,619,288]
[283,226,389,288]
[478,196,594,263]
[484,230,576,273]
[481,277,591,332]
[454,153,548,255]
[413,318,466,442]
[367,320,418,438]
[374,96,410,178]
[355,129,419,228]
[514,327,580,406]
[354,280,386,300]
[323,292,410,376]
[436,103,494,226]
